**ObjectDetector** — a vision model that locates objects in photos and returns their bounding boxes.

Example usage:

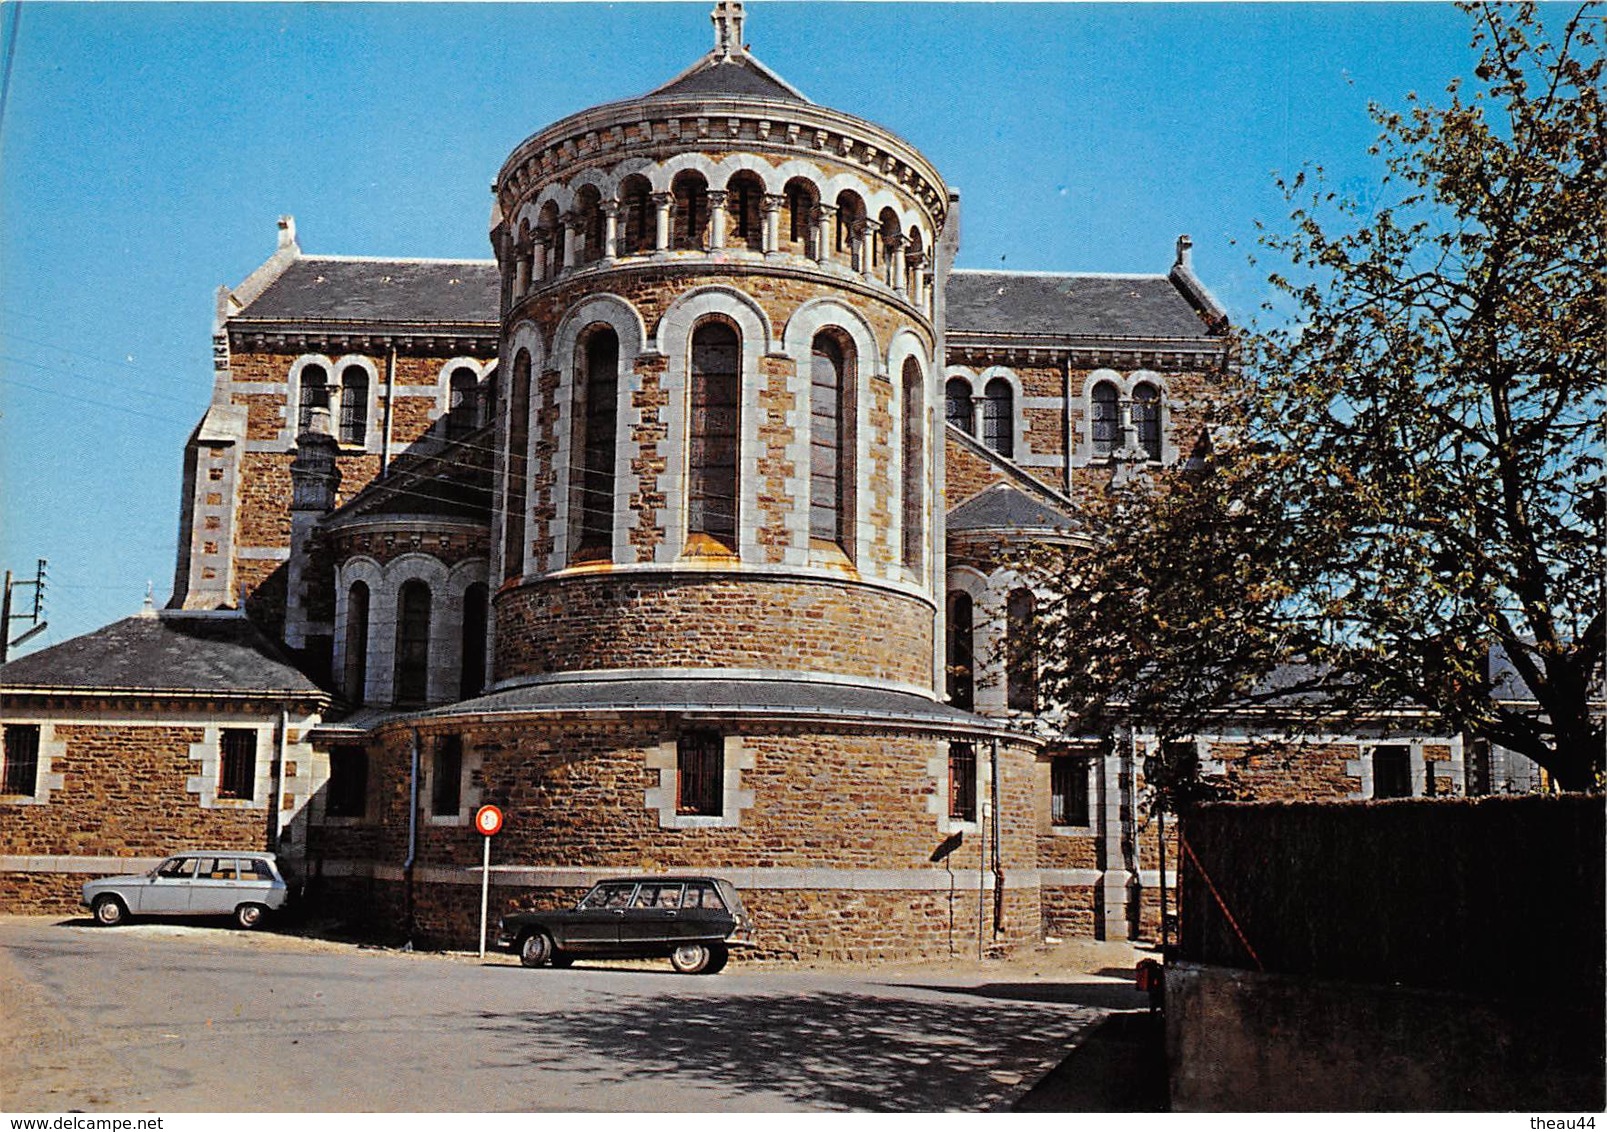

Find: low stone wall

[1167,961,1606,1111]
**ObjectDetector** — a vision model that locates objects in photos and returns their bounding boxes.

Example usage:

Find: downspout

[404,727,420,949]
[268,708,288,851]
[990,737,1004,937]
[381,343,397,478]
[1062,351,1074,496]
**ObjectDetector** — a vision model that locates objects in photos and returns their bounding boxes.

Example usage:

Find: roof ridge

[952,268,1170,282]
[295,255,499,267]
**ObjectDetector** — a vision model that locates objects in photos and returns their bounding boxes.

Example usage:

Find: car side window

[157,858,196,879]
[631,883,685,908]
[241,858,274,880]
[604,885,634,909]
[685,882,722,909]
[580,883,635,910]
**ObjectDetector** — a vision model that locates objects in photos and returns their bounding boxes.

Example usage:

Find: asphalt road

[0,916,1146,1113]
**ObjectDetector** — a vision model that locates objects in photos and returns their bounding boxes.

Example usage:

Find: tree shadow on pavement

[475,988,1108,1111]
[892,980,1147,1009]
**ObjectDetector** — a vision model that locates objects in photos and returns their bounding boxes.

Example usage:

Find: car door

[674,881,733,942]
[141,856,198,914]
[187,856,238,915]
[562,882,636,951]
[626,882,686,946]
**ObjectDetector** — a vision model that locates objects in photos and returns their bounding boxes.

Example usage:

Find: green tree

[1033,2,1604,789]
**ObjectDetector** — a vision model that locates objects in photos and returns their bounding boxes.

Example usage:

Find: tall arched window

[901,358,924,572]
[344,581,369,704]
[339,366,369,446]
[503,350,532,582]
[1133,381,1162,461]
[573,328,619,560]
[810,334,850,547]
[298,364,330,432]
[1091,380,1120,457]
[1006,587,1037,711]
[394,580,431,707]
[947,592,975,710]
[983,377,1014,457]
[673,172,708,251]
[946,378,973,435]
[688,322,740,549]
[447,367,478,440]
[621,176,653,255]
[459,582,488,700]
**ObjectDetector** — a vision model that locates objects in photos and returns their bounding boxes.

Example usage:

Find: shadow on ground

[475,987,1106,1111]
[1013,1010,1168,1112]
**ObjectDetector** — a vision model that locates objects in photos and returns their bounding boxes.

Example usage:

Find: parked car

[498,876,751,974]
[81,852,289,929]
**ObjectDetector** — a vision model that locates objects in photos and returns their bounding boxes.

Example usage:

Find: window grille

[983,378,1014,457]
[688,323,740,547]
[218,729,256,801]
[1091,381,1120,456]
[1051,756,1091,826]
[299,364,330,432]
[575,330,618,558]
[1133,382,1161,460]
[340,367,369,445]
[677,732,724,816]
[948,742,977,822]
[2,724,40,795]
[810,335,846,545]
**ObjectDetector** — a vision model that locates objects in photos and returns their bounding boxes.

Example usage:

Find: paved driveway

[0,916,1145,1112]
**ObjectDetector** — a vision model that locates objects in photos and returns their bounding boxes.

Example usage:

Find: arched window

[339,366,369,446]
[503,350,532,582]
[447,366,478,440]
[1091,380,1120,457]
[784,179,816,254]
[729,173,764,252]
[573,328,619,560]
[983,378,1014,457]
[810,334,850,547]
[459,582,488,700]
[394,580,431,707]
[673,172,708,251]
[621,176,653,255]
[688,322,740,549]
[1006,587,1037,711]
[1133,381,1162,461]
[947,592,974,710]
[946,378,973,435]
[901,358,924,572]
[298,363,330,433]
[343,581,369,704]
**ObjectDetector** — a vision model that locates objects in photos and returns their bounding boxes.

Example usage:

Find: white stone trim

[310,860,1033,891]
[644,734,754,829]
[926,738,987,836]
[976,365,1027,461]
[187,723,272,811]
[330,354,382,450]
[423,734,481,827]
[283,353,337,446]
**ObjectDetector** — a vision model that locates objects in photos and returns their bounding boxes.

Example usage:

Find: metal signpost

[474,804,504,958]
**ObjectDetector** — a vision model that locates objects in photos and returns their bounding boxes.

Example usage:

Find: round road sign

[474,804,504,836]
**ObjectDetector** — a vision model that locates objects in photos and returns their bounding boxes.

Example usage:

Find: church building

[0,4,1462,958]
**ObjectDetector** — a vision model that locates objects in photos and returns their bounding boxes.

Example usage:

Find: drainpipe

[404,728,420,948]
[268,708,288,851]
[381,343,397,478]
[990,737,1004,936]
[1062,352,1074,496]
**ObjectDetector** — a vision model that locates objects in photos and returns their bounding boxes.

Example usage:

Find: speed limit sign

[474,804,504,836]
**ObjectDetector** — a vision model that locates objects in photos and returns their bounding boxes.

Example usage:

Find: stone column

[707,190,728,251]
[602,201,620,261]
[534,234,551,282]
[284,408,342,652]
[908,252,926,308]
[513,251,529,297]
[889,233,907,293]
[856,219,877,281]
[562,212,581,270]
[813,204,835,265]
[762,194,784,256]
[652,192,673,255]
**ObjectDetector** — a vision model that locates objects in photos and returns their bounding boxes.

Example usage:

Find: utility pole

[1,558,49,664]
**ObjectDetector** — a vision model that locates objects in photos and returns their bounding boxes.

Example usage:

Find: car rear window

[241,858,275,880]
[683,882,726,910]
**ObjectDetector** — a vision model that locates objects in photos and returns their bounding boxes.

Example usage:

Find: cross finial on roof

[711,0,745,59]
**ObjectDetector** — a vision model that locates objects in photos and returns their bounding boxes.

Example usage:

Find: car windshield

[155,858,196,879]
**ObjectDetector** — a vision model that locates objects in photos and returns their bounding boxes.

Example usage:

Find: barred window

[688,322,740,548]
[948,742,977,822]
[1051,756,1090,826]
[339,366,369,445]
[809,334,848,545]
[1091,380,1120,456]
[447,367,479,440]
[326,745,368,819]
[432,735,462,817]
[1133,381,1161,461]
[2,724,40,796]
[677,732,724,817]
[574,328,619,559]
[298,364,330,432]
[394,580,431,707]
[946,378,973,435]
[983,377,1014,457]
[218,729,256,801]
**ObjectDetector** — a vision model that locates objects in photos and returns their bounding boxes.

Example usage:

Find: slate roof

[947,270,1218,342]
[646,54,807,103]
[234,258,500,327]
[324,431,494,528]
[0,613,324,698]
[947,483,1079,534]
[411,677,1008,734]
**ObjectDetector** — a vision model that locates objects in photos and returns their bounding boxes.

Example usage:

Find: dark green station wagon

[497,876,751,974]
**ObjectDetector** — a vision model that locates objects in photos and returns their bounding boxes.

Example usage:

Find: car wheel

[518,930,555,968]
[92,896,127,926]
[670,942,712,974]
[234,903,266,930]
[704,943,730,975]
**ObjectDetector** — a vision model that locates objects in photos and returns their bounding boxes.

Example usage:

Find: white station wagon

[82,851,289,929]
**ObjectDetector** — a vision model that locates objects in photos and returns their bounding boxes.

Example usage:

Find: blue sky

[0,1,1490,654]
